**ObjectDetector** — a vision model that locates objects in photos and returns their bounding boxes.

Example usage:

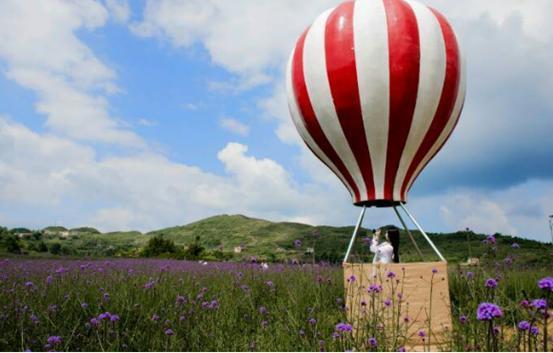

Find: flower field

[0,247,551,352]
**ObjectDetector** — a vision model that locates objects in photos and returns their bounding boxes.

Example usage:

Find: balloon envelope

[286,0,466,206]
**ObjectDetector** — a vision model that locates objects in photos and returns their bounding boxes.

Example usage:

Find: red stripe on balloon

[291,29,362,202]
[382,0,421,200]
[403,102,463,200]
[325,1,376,201]
[400,8,461,199]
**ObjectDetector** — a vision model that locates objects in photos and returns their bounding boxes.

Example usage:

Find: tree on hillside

[140,235,177,257]
[49,242,62,255]
[184,236,205,260]
[3,235,21,254]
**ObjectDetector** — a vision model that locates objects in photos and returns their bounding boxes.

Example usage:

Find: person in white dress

[370,228,400,264]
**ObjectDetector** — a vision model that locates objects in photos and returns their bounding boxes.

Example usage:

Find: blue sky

[0,0,552,242]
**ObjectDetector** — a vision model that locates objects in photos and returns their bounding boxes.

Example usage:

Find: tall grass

[0,243,551,352]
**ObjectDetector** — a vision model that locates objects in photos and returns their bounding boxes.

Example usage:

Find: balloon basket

[343,261,452,352]
[342,204,452,351]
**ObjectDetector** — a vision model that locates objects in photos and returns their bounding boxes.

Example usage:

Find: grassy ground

[1,239,552,352]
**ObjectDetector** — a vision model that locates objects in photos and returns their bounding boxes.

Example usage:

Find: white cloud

[219,117,250,136]
[131,0,337,88]
[0,0,143,147]
[106,0,130,23]
[0,117,352,232]
[1,0,552,246]
[138,118,157,127]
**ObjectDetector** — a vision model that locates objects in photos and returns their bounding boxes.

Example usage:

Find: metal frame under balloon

[342,203,446,264]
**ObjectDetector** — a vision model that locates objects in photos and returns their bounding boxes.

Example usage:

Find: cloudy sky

[0,0,552,242]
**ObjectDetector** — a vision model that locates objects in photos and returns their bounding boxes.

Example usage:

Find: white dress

[370,237,394,264]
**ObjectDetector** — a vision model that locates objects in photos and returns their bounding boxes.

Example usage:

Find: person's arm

[370,234,379,253]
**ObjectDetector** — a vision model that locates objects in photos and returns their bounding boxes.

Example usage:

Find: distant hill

[69,227,101,234]
[2,214,552,265]
[147,214,552,265]
[43,226,68,232]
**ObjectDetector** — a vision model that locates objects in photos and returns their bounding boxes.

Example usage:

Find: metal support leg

[343,205,366,264]
[393,206,424,261]
[399,203,446,262]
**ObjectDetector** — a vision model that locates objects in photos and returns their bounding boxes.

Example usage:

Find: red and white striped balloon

[286,0,466,206]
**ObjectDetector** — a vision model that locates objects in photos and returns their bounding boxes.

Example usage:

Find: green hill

[1,214,552,265]
[146,214,553,265]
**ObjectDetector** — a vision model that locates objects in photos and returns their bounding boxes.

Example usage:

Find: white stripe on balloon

[403,51,467,200]
[393,0,447,200]
[354,0,390,200]
[285,49,356,198]
[303,8,368,200]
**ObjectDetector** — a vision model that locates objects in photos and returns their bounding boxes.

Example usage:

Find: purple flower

[432,268,438,274]
[309,318,317,326]
[368,337,377,347]
[179,315,186,322]
[485,278,498,289]
[368,284,382,293]
[387,271,396,279]
[151,314,160,322]
[294,239,302,248]
[538,277,553,292]
[476,303,503,321]
[518,321,530,331]
[110,314,120,322]
[485,235,496,245]
[265,281,274,287]
[46,275,53,285]
[90,318,100,327]
[520,299,531,309]
[459,315,468,324]
[81,302,88,309]
[24,281,34,288]
[418,330,426,338]
[143,280,155,289]
[531,326,539,336]
[511,243,520,249]
[261,320,269,328]
[531,298,547,310]
[258,306,267,315]
[165,328,174,336]
[30,314,39,325]
[103,293,110,302]
[466,272,474,280]
[398,347,406,352]
[347,275,356,283]
[176,295,186,305]
[384,298,392,307]
[299,329,306,337]
[335,322,353,333]
[98,312,111,321]
[47,336,62,345]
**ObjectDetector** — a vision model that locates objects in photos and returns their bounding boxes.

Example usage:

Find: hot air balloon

[286,0,466,349]
[286,0,465,261]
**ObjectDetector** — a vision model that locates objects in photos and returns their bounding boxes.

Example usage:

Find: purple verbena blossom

[47,336,62,345]
[368,337,377,347]
[485,278,498,289]
[538,277,553,292]
[476,303,503,321]
[518,321,530,331]
[335,322,352,333]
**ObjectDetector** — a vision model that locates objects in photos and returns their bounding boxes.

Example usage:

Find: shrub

[140,235,177,257]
